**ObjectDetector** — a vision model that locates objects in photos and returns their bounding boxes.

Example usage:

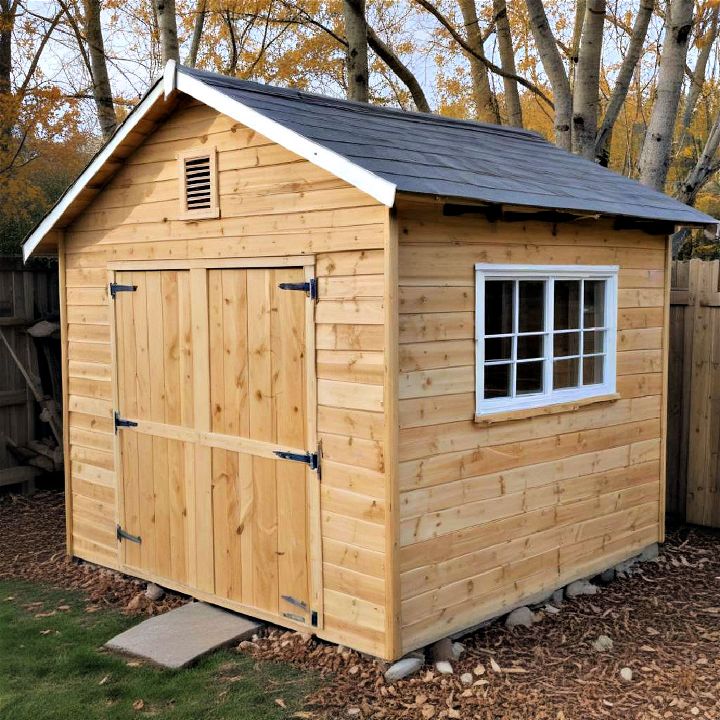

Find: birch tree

[186,0,207,67]
[571,0,606,158]
[153,0,180,63]
[457,0,499,123]
[342,0,369,102]
[681,6,719,134]
[638,0,694,190]
[493,0,522,127]
[594,0,654,164]
[84,0,117,140]
[525,0,573,149]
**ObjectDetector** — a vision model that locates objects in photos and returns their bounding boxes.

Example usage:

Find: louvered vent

[184,155,212,211]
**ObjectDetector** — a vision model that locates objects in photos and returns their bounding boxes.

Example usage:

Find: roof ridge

[177,64,547,142]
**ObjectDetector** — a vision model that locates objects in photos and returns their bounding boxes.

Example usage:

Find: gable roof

[24,61,716,260]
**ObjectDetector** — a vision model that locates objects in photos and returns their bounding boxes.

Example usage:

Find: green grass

[0,580,318,720]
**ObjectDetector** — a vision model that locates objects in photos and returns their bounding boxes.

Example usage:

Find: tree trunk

[366,26,430,112]
[84,0,117,141]
[681,7,719,133]
[525,0,572,150]
[0,0,10,97]
[638,0,693,190]
[676,112,720,205]
[492,0,522,126]
[569,0,586,88]
[594,0,654,164]
[458,0,499,123]
[186,0,207,68]
[153,0,180,64]
[572,0,605,158]
[342,0,369,102]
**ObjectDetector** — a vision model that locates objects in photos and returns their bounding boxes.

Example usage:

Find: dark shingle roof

[181,65,715,226]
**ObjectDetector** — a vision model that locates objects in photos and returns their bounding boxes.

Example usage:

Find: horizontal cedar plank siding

[396,199,665,653]
[62,99,388,657]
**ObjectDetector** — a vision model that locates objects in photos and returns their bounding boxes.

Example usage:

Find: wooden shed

[24,61,715,661]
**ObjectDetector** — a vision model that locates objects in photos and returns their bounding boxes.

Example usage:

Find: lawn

[0,579,318,720]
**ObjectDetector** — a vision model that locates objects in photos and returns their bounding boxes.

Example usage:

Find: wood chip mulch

[242,527,720,720]
[3,491,720,718]
[0,490,185,616]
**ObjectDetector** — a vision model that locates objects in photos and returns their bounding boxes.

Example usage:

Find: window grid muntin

[475,265,618,416]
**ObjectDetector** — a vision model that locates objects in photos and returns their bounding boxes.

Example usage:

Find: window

[177,147,219,220]
[475,264,618,416]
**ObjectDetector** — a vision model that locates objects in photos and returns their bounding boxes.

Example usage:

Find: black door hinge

[277,278,318,300]
[117,525,142,544]
[273,449,320,474]
[114,411,138,434]
[109,282,137,299]
[311,610,318,627]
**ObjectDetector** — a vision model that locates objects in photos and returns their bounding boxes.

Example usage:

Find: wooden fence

[0,258,59,489]
[667,259,720,525]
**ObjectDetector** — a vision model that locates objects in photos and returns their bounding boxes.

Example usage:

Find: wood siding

[60,98,389,657]
[396,199,666,653]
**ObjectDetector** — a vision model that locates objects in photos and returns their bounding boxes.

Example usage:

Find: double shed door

[112,263,318,627]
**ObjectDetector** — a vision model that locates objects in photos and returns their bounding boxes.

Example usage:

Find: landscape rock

[565,580,598,598]
[429,637,454,663]
[599,568,616,585]
[615,558,639,577]
[640,543,659,562]
[347,708,361,716]
[451,642,465,660]
[384,656,423,683]
[592,635,614,652]
[505,606,536,628]
[551,588,564,606]
[620,667,633,683]
[543,604,560,614]
[460,672,474,686]
[435,660,453,675]
[145,583,164,601]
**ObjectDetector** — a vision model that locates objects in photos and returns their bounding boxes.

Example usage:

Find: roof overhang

[23,60,397,260]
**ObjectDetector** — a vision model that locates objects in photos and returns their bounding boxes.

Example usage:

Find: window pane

[554,280,580,330]
[485,281,513,335]
[518,281,544,332]
[584,280,605,328]
[554,331,580,357]
[583,330,605,355]
[517,334,544,359]
[583,355,604,385]
[517,361,544,395]
[486,336,512,361]
[484,363,511,399]
[553,358,579,389]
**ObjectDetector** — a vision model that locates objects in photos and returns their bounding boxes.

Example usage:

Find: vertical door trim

[109,269,125,568]
[304,262,323,629]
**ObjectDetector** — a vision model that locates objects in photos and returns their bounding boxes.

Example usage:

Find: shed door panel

[209,268,310,621]
[115,271,195,582]
[114,266,312,625]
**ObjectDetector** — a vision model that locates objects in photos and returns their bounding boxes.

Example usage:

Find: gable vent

[184,155,212,210]
[177,147,219,219]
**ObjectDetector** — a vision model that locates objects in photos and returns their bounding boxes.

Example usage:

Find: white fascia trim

[176,71,397,208]
[23,80,167,261]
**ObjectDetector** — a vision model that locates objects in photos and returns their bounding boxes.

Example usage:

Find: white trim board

[23,62,397,260]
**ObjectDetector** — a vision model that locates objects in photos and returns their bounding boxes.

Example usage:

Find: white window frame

[475,264,619,417]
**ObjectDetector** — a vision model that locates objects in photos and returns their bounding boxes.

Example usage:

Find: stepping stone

[105,601,262,669]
